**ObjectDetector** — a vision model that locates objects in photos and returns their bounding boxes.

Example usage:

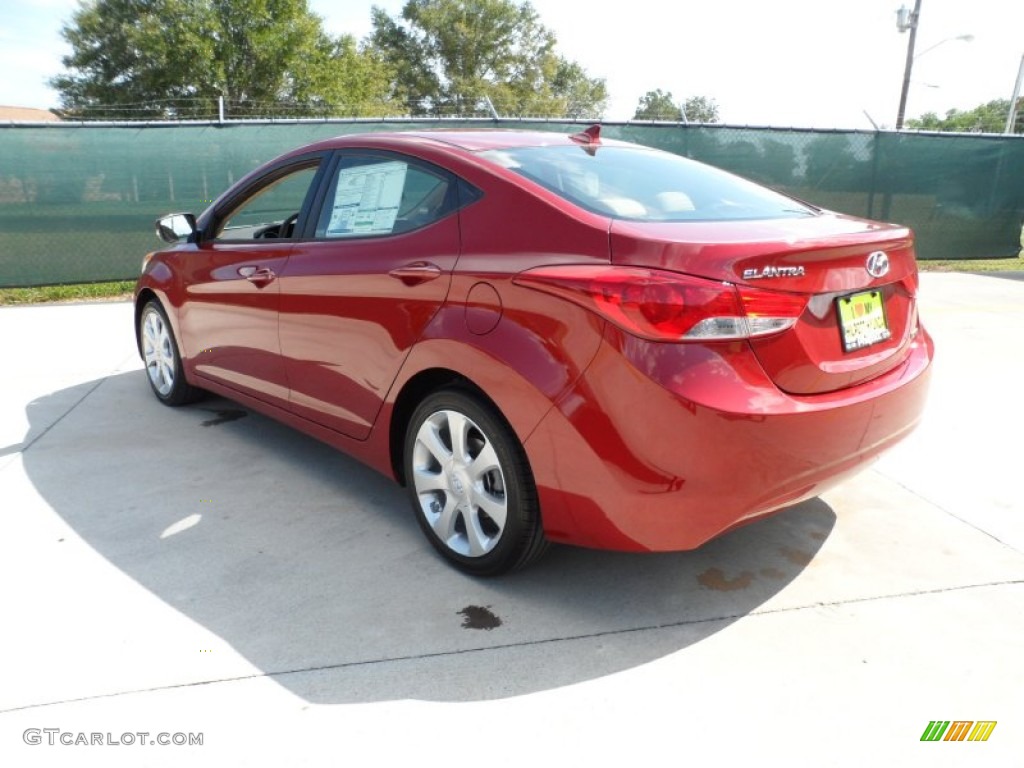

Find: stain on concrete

[759,567,787,580]
[199,409,248,427]
[780,546,814,566]
[808,531,827,541]
[697,567,754,591]
[458,605,502,630]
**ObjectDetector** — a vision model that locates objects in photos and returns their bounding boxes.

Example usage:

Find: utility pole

[1006,53,1024,134]
[895,0,922,130]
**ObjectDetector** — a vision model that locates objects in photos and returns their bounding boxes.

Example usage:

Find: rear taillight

[513,266,807,342]
[736,285,810,337]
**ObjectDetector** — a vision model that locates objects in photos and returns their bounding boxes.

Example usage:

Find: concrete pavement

[0,273,1021,767]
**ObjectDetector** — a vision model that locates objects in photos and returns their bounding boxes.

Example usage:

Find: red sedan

[135,126,933,575]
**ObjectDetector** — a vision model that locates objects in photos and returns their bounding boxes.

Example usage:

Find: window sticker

[326,161,408,236]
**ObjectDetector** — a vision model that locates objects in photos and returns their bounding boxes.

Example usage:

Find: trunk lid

[609,212,921,394]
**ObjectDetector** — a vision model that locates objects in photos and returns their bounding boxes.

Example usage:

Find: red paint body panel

[609,213,913,291]
[278,215,461,439]
[135,129,935,557]
[610,215,921,394]
[402,277,608,439]
[177,241,292,409]
[525,322,934,551]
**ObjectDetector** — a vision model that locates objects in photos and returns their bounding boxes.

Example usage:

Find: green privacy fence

[1,119,1022,287]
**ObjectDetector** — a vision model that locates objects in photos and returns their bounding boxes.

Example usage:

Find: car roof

[307,127,635,154]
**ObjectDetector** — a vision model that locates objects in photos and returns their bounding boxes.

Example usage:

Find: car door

[179,156,325,411]
[277,151,464,439]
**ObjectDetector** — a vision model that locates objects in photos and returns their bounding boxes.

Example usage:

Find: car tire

[139,300,203,406]
[404,389,548,576]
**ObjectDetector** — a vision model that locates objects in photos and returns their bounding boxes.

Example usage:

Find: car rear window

[479,145,817,222]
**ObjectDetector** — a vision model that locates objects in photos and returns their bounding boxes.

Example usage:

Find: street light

[894,2,972,129]
[915,33,974,59]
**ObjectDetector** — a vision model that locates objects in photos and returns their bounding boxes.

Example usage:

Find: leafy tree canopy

[907,99,1021,134]
[51,0,395,118]
[633,90,719,123]
[370,0,607,117]
[682,95,719,123]
[633,89,682,121]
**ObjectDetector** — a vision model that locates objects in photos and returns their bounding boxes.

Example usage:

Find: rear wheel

[404,389,548,576]
[139,300,203,406]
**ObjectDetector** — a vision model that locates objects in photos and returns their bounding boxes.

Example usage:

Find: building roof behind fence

[0,106,60,122]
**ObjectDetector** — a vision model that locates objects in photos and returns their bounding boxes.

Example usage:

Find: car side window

[315,155,453,239]
[214,164,319,241]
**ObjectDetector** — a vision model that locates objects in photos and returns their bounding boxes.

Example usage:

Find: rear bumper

[524,324,934,551]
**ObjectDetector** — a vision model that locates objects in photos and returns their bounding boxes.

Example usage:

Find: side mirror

[155,213,197,244]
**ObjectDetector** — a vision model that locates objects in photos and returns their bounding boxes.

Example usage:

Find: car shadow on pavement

[21,371,835,705]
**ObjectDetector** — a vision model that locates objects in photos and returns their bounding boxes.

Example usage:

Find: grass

[0,256,1020,306]
[918,256,1024,273]
[0,280,135,306]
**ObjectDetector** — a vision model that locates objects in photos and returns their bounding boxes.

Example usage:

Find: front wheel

[139,300,203,406]
[404,389,548,576]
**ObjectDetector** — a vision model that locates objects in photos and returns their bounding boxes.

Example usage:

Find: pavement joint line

[115,349,141,373]
[1,377,107,464]
[869,467,1024,557]
[0,353,138,471]
[2,578,1020,715]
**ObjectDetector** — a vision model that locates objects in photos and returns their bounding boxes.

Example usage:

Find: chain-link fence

[1,119,1022,287]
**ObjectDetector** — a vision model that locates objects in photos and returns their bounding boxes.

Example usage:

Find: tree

[906,99,1021,134]
[549,58,609,120]
[369,0,607,118]
[633,90,682,121]
[50,0,395,118]
[633,91,719,123]
[302,35,397,117]
[682,95,719,124]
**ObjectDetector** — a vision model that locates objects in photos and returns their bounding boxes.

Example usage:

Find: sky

[1,0,1022,129]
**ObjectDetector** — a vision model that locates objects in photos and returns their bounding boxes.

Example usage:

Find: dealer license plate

[837,290,891,352]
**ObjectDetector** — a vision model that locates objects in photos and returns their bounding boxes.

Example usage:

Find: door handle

[388,262,443,286]
[238,266,276,285]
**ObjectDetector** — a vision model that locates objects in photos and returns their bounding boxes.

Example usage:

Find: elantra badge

[743,265,806,280]
[866,251,890,278]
